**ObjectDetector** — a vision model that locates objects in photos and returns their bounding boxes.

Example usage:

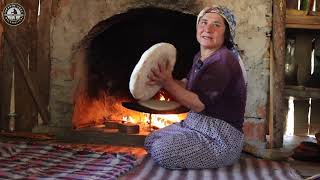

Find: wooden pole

[4,30,50,125]
[270,0,286,148]
[269,41,274,147]
[37,0,53,112]
[14,0,39,131]
[0,0,14,131]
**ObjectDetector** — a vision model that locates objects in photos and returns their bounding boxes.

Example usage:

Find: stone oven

[72,7,197,130]
[33,0,272,147]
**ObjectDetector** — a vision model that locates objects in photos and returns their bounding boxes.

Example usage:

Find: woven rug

[122,155,303,180]
[0,141,136,180]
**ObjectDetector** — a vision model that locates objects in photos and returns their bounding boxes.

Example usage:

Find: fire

[73,87,187,131]
[157,89,171,101]
[139,89,187,128]
[122,113,187,129]
[72,89,144,129]
[151,114,183,128]
[159,95,166,101]
[122,116,135,123]
[120,90,187,129]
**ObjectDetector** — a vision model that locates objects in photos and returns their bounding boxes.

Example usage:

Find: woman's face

[196,13,226,50]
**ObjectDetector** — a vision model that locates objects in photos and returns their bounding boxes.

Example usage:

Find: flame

[122,116,135,123]
[122,113,187,129]
[73,88,186,130]
[158,90,171,101]
[152,114,182,128]
[159,95,166,101]
[73,89,147,129]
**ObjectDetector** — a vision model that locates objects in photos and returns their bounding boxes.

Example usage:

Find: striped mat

[122,156,303,180]
[0,141,137,180]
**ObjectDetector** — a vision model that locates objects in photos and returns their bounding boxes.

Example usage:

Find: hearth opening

[72,7,199,131]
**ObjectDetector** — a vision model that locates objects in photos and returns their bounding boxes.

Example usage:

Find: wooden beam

[4,30,50,125]
[0,0,16,131]
[269,41,274,148]
[14,0,39,131]
[37,0,53,117]
[0,2,3,53]
[270,0,286,148]
[285,85,320,99]
[286,15,320,29]
[0,0,11,131]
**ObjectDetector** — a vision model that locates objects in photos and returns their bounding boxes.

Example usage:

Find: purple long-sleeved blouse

[186,46,247,131]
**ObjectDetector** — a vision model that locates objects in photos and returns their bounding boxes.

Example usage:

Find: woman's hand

[147,60,173,87]
[147,61,205,112]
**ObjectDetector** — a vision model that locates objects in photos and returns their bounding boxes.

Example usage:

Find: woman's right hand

[146,60,174,87]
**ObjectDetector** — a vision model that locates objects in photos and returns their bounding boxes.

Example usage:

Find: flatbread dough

[138,99,180,111]
[129,43,176,100]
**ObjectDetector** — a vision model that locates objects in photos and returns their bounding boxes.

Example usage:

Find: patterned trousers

[145,112,244,169]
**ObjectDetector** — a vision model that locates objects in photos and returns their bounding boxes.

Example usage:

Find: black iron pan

[122,102,189,114]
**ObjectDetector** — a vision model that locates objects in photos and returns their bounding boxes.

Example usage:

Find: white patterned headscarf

[197,5,237,44]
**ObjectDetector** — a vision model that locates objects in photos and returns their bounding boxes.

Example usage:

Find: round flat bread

[129,43,176,100]
[138,100,180,111]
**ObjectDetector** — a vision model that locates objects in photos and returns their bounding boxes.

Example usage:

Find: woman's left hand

[147,60,173,87]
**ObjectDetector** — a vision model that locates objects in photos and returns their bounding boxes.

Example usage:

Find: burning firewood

[104,121,120,129]
[118,122,140,134]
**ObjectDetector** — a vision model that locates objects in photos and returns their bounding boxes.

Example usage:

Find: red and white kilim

[122,156,302,180]
[0,141,137,180]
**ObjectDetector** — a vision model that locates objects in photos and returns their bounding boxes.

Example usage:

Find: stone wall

[44,0,272,144]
